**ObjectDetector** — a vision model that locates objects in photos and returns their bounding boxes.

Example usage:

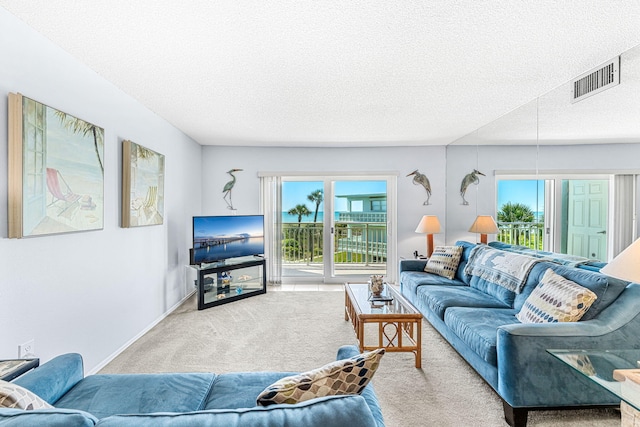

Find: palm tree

[307,189,324,223]
[497,202,535,246]
[306,189,323,262]
[287,204,311,228]
[497,202,535,222]
[54,111,104,175]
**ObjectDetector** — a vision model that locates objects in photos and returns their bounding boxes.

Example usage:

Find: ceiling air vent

[572,56,620,103]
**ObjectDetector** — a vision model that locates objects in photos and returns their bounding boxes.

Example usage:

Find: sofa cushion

[416,285,510,320]
[53,373,215,419]
[256,349,384,406]
[516,268,597,323]
[205,372,293,409]
[400,271,466,300]
[0,380,53,410]
[0,408,97,427]
[424,246,463,280]
[468,275,516,307]
[453,240,477,284]
[546,264,627,321]
[444,307,519,366]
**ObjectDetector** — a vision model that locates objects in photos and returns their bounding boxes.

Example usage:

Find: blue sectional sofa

[400,241,639,427]
[0,345,384,427]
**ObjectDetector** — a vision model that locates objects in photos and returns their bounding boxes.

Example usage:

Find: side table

[0,358,39,382]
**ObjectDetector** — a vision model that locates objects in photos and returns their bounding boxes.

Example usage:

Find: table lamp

[600,238,640,283]
[415,215,441,257]
[468,215,499,244]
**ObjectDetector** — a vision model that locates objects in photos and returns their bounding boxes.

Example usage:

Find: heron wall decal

[460,169,485,205]
[222,168,242,210]
[407,169,431,205]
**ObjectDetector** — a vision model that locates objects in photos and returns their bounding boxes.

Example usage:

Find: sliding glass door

[279,175,395,283]
[332,180,387,277]
[281,180,325,279]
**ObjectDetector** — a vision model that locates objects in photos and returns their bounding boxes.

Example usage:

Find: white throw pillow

[516,269,597,323]
[424,246,463,280]
[0,380,53,410]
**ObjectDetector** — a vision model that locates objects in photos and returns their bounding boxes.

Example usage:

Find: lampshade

[468,215,499,234]
[415,215,441,234]
[600,238,640,283]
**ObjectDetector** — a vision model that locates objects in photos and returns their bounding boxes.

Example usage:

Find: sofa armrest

[13,353,84,405]
[399,259,428,273]
[495,284,640,408]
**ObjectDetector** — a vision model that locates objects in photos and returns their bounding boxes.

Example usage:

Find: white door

[567,180,608,260]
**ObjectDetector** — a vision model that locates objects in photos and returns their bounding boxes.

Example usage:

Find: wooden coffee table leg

[415,319,422,368]
[358,320,365,352]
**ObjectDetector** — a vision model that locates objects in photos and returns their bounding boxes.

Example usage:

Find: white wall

[0,8,202,372]
[200,145,447,268]
[204,143,640,274]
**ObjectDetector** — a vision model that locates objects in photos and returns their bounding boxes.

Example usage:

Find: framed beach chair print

[8,93,104,238]
[121,140,165,228]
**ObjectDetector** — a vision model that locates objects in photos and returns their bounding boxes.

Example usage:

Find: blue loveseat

[400,241,639,427]
[0,345,384,427]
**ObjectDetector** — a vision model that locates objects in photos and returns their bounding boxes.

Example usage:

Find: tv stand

[192,256,266,310]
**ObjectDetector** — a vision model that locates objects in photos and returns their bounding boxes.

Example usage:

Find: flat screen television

[192,215,264,264]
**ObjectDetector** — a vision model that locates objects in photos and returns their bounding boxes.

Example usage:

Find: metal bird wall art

[460,169,485,205]
[407,169,431,205]
[223,168,243,210]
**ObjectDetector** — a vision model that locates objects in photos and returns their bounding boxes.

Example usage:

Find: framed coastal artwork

[8,93,104,238]
[121,139,165,227]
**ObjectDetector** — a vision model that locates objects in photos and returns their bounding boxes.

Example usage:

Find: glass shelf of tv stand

[192,256,266,310]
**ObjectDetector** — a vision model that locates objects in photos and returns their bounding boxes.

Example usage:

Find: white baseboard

[87,289,196,375]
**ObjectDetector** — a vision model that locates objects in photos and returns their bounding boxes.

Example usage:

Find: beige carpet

[100,291,620,427]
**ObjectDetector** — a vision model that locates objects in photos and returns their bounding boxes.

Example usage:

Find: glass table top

[345,283,420,316]
[548,349,640,410]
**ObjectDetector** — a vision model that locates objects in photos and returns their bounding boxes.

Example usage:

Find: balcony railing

[496,221,544,250]
[282,222,387,265]
[281,221,542,266]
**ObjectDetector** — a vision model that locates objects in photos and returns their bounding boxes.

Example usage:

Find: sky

[282,180,387,212]
[497,180,545,212]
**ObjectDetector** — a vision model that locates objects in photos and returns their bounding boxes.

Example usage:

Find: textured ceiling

[2,1,640,147]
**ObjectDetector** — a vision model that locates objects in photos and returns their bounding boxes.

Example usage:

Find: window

[371,200,386,211]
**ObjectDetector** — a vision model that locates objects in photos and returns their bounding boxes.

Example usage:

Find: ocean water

[281,211,337,223]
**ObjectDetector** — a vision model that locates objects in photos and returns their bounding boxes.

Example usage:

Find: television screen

[192,215,264,264]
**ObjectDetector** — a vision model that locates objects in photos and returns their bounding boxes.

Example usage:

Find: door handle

[597,230,606,234]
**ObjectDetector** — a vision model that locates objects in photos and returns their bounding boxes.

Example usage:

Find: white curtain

[259,175,282,284]
[612,175,636,257]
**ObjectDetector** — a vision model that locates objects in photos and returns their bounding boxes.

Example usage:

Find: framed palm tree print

[8,93,104,238]
[121,140,165,227]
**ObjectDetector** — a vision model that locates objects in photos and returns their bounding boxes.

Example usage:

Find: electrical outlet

[18,339,35,358]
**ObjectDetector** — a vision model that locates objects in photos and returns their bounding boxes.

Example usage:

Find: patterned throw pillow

[0,380,53,410]
[256,348,384,406]
[516,268,597,323]
[424,245,463,280]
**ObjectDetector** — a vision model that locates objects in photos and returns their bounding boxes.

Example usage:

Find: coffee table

[344,282,422,368]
